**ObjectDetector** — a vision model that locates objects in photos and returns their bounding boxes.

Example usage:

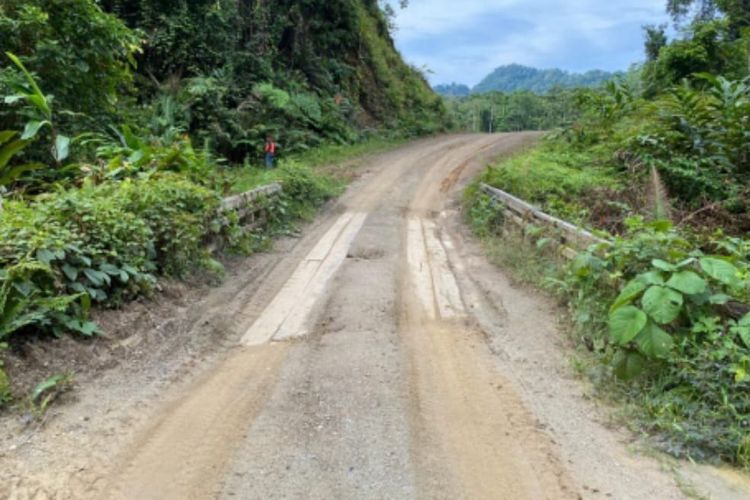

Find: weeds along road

[3,134,744,499]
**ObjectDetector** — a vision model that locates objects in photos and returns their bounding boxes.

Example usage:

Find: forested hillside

[0,0,444,161]
[467,0,750,469]
[433,83,470,97]
[0,0,444,404]
[467,64,617,94]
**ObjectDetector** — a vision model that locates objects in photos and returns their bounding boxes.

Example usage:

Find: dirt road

[3,134,749,499]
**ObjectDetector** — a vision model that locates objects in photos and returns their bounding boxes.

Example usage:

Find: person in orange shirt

[264,135,277,169]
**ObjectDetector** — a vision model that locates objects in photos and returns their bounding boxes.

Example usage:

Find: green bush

[113,173,220,275]
[554,73,750,214]
[276,161,341,218]
[560,218,750,467]
[466,193,505,239]
[641,321,750,465]
[0,173,220,339]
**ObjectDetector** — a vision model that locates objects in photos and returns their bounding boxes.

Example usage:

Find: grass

[478,144,622,225]
[226,135,407,195]
[481,228,561,287]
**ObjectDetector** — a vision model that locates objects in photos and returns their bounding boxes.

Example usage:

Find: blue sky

[392,0,671,86]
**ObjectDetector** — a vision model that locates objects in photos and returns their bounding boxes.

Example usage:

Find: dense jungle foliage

[0,0,444,404]
[0,0,444,163]
[467,1,750,469]
[445,89,582,132]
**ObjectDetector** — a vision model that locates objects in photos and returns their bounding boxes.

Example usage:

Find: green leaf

[20,120,50,140]
[77,321,98,336]
[700,257,740,287]
[0,138,30,170]
[53,135,71,162]
[66,319,98,337]
[0,131,17,146]
[536,237,552,250]
[0,368,10,403]
[652,259,676,272]
[635,321,674,358]
[87,288,107,302]
[666,271,707,295]
[6,52,51,118]
[610,279,647,314]
[122,264,137,275]
[636,271,665,285]
[99,263,121,275]
[613,351,646,380]
[648,220,673,232]
[35,249,56,265]
[12,281,34,298]
[687,291,711,306]
[675,258,696,269]
[31,374,66,403]
[737,314,750,349]
[61,265,78,282]
[83,268,109,287]
[609,306,648,345]
[3,95,25,105]
[0,162,43,186]
[642,286,683,325]
[80,293,91,317]
[709,294,732,305]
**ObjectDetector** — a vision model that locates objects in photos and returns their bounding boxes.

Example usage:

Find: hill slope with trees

[434,64,618,96]
[433,83,471,97]
[0,0,445,161]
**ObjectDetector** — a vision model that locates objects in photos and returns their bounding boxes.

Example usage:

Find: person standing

[264,135,277,169]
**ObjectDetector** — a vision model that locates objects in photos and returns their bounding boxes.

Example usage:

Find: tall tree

[644,24,669,61]
[667,0,750,36]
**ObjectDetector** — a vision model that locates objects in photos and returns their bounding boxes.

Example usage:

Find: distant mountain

[433,83,471,97]
[472,64,619,94]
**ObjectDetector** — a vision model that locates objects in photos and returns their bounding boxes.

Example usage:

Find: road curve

[9,134,739,500]
[101,132,578,499]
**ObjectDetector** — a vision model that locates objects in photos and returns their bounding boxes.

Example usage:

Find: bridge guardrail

[480,183,610,260]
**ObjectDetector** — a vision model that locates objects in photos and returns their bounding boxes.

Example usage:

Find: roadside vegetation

[0,0,444,408]
[444,89,583,132]
[466,1,750,469]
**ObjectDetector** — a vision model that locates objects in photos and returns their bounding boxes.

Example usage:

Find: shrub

[114,173,220,275]
[274,161,342,220]
[562,218,750,467]
[0,173,220,339]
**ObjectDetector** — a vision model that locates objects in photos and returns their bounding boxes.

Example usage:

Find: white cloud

[392,0,671,85]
